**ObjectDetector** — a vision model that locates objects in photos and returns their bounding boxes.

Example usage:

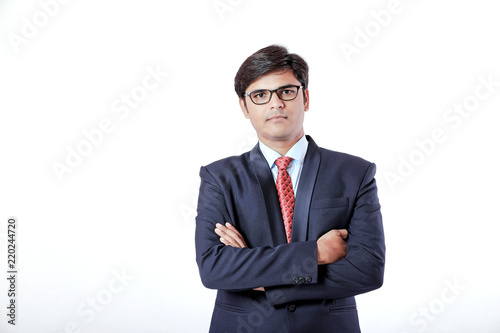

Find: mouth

[267,115,287,121]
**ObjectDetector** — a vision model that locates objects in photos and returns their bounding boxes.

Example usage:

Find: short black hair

[234,45,309,99]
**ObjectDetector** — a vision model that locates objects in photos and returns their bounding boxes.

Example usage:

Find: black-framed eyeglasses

[245,85,303,105]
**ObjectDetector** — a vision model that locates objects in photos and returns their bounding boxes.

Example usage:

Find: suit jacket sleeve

[264,162,385,306]
[195,165,320,291]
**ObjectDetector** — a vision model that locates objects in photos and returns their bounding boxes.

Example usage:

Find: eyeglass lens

[250,86,299,104]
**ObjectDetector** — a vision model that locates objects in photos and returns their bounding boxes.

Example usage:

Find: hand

[214,222,247,248]
[214,223,264,291]
[316,229,348,265]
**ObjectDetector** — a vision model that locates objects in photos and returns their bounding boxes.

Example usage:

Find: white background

[1,0,499,332]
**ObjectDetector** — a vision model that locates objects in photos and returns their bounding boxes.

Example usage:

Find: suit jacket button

[305,276,312,283]
[292,277,298,284]
[287,304,296,312]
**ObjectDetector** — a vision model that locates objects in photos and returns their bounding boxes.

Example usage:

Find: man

[195,45,385,333]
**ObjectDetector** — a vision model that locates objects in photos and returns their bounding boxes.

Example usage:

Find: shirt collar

[258,135,309,169]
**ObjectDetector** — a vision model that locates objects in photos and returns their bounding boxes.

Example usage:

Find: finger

[338,229,349,239]
[223,222,247,248]
[220,237,240,248]
[215,222,247,248]
[215,224,233,238]
[219,237,229,245]
[216,226,244,248]
[215,228,238,247]
[226,222,248,247]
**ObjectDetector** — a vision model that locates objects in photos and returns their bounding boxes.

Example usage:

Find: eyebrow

[249,84,298,93]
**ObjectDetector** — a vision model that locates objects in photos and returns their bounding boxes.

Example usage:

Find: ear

[303,89,310,112]
[239,97,250,119]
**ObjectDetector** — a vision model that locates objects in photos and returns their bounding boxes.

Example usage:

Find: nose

[269,90,284,109]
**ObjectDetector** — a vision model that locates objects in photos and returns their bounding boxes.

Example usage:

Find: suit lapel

[291,135,321,242]
[250,144,287,245]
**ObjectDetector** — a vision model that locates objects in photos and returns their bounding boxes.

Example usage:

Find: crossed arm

[215,222,349,265]
[215,222,349,291]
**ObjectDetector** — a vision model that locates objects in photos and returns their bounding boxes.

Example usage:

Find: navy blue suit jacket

[195,136,385,333]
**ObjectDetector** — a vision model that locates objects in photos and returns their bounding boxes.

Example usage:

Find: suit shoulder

[200,151,253,184]
[318,147,375,177]
[203,151,251,171]
[319,147,372,166]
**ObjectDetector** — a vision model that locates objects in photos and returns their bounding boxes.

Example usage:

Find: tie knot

[275,156,293,171]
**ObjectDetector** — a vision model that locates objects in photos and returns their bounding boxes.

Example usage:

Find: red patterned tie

[275,156,295,243]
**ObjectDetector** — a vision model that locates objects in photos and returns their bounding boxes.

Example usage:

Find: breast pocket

[309,197,350,235]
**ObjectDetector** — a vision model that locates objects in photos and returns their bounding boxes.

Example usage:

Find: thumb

[338,229,349,239]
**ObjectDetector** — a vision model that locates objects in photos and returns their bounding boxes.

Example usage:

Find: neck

[260,132,304,156]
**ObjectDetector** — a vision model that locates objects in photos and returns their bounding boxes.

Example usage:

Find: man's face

[239,70,309,147]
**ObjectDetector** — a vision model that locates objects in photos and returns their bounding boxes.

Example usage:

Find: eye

[278,86,298,99]
[251,90,269,100]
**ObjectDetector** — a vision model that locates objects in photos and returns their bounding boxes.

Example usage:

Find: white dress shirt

[258,135,309,196]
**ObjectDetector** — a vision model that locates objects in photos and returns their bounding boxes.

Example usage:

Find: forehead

[246,70,300,92]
